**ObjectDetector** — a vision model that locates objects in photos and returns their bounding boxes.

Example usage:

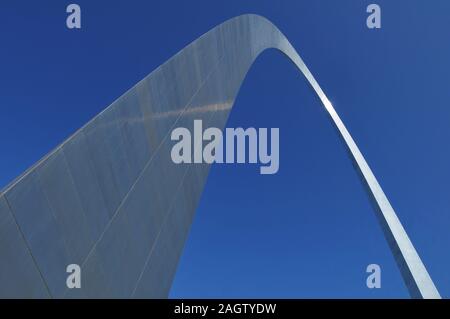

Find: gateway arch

[0,14,440,299]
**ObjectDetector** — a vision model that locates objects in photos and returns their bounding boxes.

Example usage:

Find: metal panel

[5,172,71,297]
[62,131,111,241]
[92,208,140,298]
[36,150,95,263]
[82,107,132,214]
[114,90,152,175]
[132,169,194,298]
[0,196,50,298]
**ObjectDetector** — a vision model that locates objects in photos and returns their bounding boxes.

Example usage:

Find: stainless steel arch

[0,14,440,298]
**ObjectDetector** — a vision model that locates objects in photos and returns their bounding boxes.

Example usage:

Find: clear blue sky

[1,1,449,298]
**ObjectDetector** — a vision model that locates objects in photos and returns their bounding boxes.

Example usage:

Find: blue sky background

[1,1,449,298]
